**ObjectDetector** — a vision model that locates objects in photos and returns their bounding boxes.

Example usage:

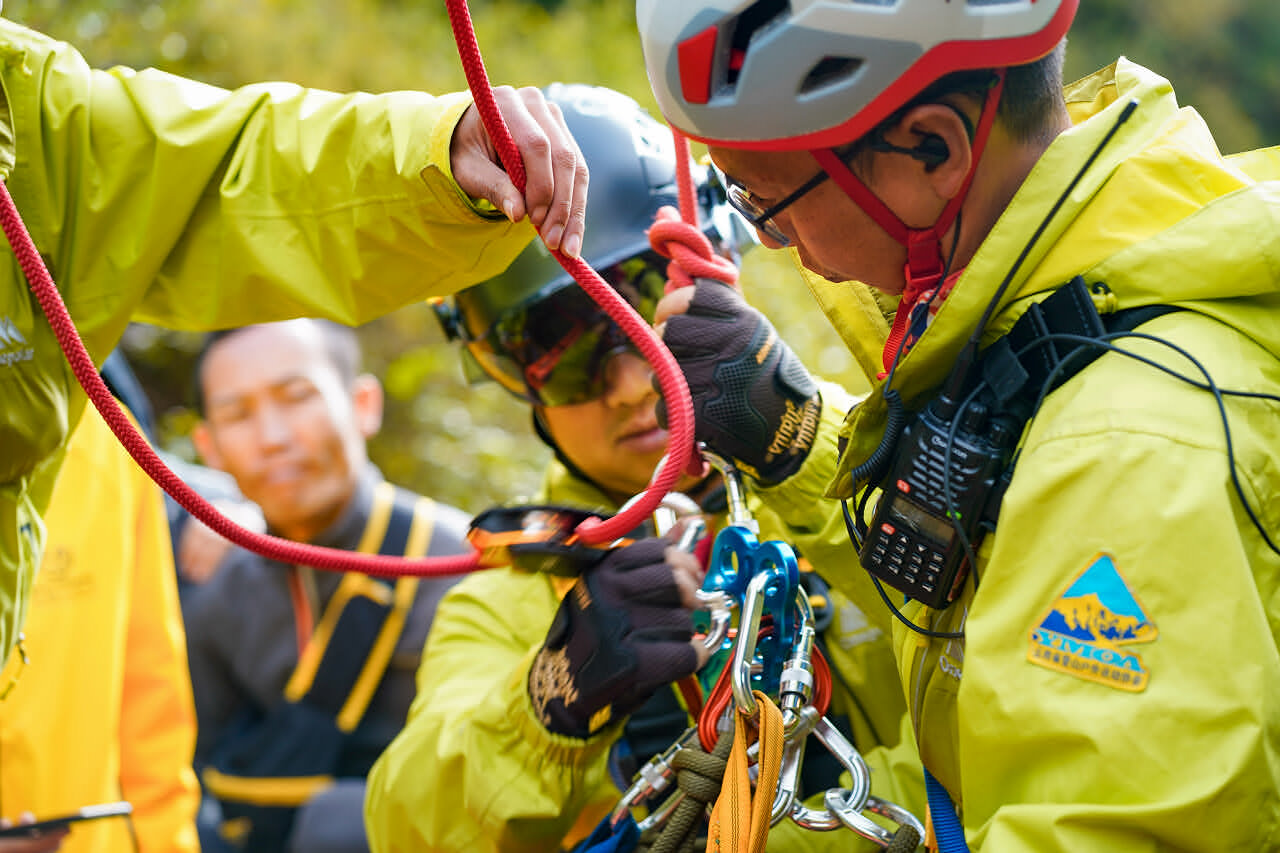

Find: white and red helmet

[638,0,1078,150]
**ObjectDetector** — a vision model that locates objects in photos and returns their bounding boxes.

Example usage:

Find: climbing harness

[200,483,440,851]
[579,450,924,853]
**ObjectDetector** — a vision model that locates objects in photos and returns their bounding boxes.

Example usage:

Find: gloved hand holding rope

[529,539,712,738]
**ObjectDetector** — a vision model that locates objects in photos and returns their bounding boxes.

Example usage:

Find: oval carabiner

[823,790,926,849]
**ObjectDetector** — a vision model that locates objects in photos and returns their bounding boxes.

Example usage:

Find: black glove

[528,539,698,738]
[658,280,821,484]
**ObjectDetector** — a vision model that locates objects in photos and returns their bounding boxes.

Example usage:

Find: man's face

[538,350,701,500]
[710,145,913,295]
[193,321,379,543]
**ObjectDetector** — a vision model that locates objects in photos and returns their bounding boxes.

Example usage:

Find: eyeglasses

[466,251,669,408]
[724,138,943,247]
[723,170,828,248]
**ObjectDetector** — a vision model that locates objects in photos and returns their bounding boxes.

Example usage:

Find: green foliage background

[5,0,1271,513]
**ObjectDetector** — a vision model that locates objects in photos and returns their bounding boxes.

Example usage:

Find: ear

[192,422,224,471]
[351,374,384,439]
[884,102,975,202]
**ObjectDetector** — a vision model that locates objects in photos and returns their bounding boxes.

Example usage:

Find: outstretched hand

[451,85,588,259]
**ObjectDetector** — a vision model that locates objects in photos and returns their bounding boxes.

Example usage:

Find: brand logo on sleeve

[0,316,33,366]
[1027,553,1156,692]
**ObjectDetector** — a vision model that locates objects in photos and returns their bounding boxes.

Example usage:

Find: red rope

[445,0,696,544]
[0,1,700,575]
[0,180,481,577]
[648,206,739,292]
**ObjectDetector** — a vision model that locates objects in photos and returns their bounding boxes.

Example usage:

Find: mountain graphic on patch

[1038,555,1155,645]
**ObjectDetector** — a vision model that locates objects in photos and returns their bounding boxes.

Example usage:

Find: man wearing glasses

[639,0,1280,849]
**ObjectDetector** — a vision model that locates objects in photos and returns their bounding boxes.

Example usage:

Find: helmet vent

[800,56,863,95]
[728,0,789,87]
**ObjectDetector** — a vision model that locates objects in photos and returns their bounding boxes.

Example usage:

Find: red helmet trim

[677,24,720,105]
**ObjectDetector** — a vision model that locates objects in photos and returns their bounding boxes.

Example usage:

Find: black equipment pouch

[202,484,436,853]
[860,277,1179,609]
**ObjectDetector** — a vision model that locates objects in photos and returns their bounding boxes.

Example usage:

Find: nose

[253,403,293,450]
[599,350,655,409]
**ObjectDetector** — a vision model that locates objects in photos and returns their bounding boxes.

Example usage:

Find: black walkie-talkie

[859,389,1017,610]
[858,276,1137,611]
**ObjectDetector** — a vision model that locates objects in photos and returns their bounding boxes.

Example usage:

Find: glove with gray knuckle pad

[658,280,821,485]
[528,538,698,738]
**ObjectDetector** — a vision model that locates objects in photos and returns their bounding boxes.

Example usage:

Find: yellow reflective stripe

[354,481,397,555]
[337,576,418,732]
[284,484,397,701]
[336,495,436,732]
[285,574,389,700]
[219,816,251,844]
[404,496,436,560]
[202,767,334,807]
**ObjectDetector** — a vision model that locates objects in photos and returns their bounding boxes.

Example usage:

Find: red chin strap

[810,71,1006,369]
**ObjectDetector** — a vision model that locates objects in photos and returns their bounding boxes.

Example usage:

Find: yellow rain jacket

[0,404,200,853]
[0,17,535,661]
[785,59,1280,850]
[365,384,927,853]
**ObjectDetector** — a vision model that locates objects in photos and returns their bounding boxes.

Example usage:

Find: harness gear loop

[707,691,784,853]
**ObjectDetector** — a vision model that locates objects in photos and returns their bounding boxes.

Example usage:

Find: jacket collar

[825,58,1280,498]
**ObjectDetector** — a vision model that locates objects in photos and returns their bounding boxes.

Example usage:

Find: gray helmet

[438,82,749,406]
[638,0,1076,150]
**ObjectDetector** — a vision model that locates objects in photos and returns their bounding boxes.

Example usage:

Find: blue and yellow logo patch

[1027,553,1156,692]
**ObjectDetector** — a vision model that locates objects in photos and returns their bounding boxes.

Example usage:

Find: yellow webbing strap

[202,767,334,807]
[707,691,783,853]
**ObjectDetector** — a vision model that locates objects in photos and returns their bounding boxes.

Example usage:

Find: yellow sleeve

[364,567,620,853]
[0,17,536,362]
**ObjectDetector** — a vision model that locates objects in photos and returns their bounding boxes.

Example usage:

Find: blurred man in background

[183,319,472,853]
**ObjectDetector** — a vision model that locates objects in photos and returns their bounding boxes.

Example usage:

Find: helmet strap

[810,69,1006,296]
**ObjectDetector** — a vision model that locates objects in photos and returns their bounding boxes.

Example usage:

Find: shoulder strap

[283,483,434,731]
[980,276,1181,416]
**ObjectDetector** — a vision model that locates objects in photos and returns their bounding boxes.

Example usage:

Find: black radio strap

[979,276,1180,419]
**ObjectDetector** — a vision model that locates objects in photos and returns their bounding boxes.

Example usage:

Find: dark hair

[191,319,362,416]
[856,38,1068,162]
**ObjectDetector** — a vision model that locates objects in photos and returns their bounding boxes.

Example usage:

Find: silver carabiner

[766,704,822,826]
[695,587,735,651]
[728,569,774,718]
[777,590,816,729]
[699,445,757,533]
[823,789,926,849]
[609,727,699,828]
[785,715,875,831]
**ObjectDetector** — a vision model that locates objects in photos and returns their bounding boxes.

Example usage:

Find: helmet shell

[453,82,742,345]
[638,0,1077,150]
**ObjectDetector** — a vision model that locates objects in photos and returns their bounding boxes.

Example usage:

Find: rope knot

[647,206,739,293]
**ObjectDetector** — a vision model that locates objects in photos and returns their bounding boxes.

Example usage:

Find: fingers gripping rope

[446,0,696,546]
[647,206,739,292]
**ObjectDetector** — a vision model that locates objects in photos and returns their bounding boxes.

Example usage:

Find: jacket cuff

[752,380,861,523]
[419,91,504,217]
[511,647,623,769]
